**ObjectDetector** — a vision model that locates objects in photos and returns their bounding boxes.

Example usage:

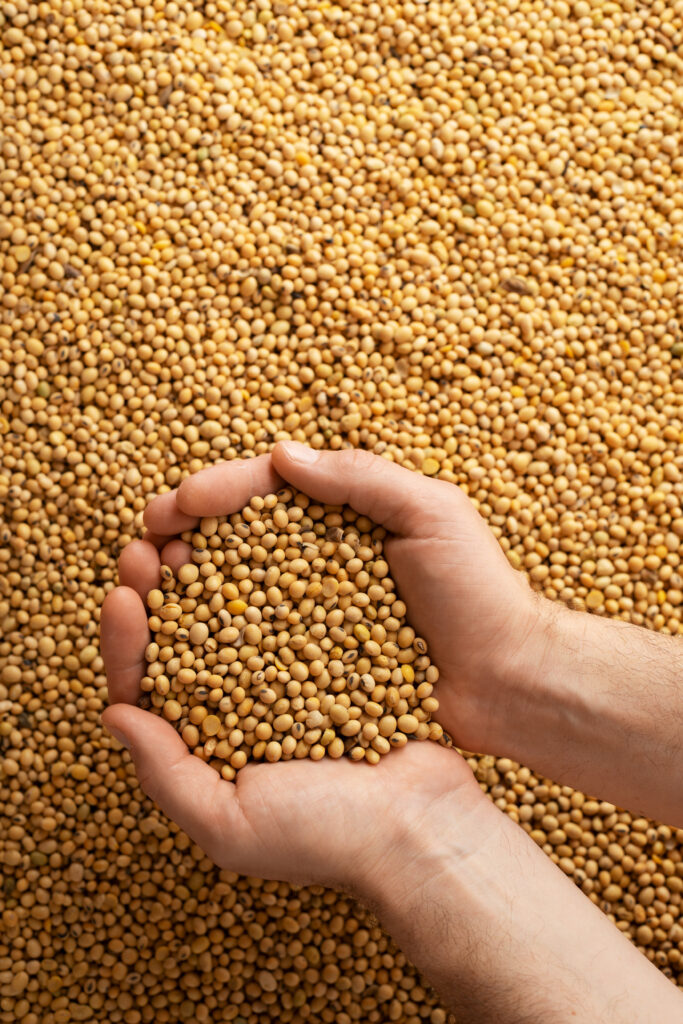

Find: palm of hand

[104,576,469,888]
[222,740,469,888]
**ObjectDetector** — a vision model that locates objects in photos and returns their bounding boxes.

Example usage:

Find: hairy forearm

[498,602,683,827]
[360,793,681,1024]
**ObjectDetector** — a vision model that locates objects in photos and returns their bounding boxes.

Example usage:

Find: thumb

[102,704,240,864]
[271,441,465,536]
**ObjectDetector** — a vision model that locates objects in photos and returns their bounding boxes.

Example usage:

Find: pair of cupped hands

[102,441,540,894]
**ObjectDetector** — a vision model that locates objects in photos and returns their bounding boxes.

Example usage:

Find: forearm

[360,791,681,1024]
[498,602,683,826]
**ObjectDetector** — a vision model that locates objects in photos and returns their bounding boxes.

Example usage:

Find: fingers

[271,441,461,536]
[144,490,198,536]
[144,455,282,534]
[142,530,174,551]
[107,541,159,702]
[160,539,193,573]
[176,453,282,517]
[101,704,241,865]
[119,539,161,601]
[101,587,150,705]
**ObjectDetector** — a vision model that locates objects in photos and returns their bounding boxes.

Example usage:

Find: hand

[139,440,536,755]
[101,448,480,890]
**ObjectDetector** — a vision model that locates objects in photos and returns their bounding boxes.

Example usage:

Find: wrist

[360,768,683,1024]
[352,765,497,911]
[487,594,573,760]
[453,584,562,758]
[489,595,617,783]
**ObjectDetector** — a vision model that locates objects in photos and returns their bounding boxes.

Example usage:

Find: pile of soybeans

[0,0,682,1021]
[144,491,441,775]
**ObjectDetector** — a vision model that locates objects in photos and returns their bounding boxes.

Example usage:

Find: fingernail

[282,441,319,465]
[105,724,131,750]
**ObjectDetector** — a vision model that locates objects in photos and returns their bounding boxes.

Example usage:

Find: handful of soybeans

[142,489,442,779]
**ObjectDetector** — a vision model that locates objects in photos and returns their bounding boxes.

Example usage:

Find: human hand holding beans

[113,440,537,756]
[101,442,485,890]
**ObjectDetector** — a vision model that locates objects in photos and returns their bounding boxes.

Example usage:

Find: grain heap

[143,490,440,775]
[1,0,682,1019]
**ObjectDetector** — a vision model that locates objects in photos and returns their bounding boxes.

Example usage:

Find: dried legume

[0,0,682,1018]
[143,490,440,777]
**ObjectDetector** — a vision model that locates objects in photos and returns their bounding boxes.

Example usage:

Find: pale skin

[102,441,683,1023]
